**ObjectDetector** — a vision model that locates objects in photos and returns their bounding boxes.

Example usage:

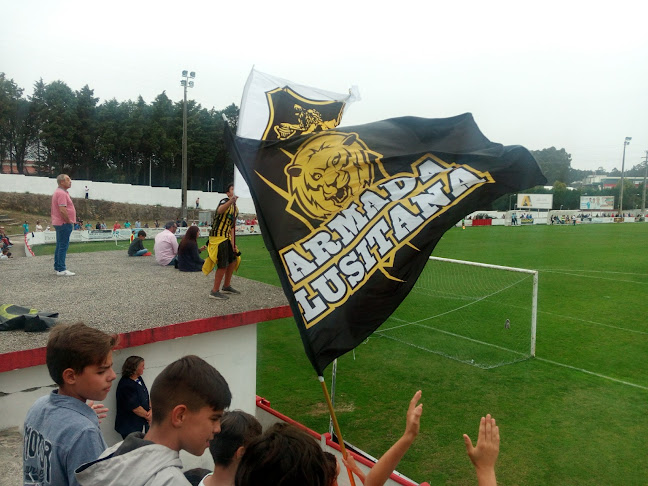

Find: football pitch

[236,223,648,485]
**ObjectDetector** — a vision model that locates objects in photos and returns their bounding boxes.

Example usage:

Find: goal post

[377,256,538,369]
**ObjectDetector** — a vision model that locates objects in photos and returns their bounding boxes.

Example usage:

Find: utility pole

[619,137,631,215]
[180,70,195,220]
[642,151,647,218]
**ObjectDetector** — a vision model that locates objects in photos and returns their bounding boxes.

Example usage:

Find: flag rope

[319,375,356,486]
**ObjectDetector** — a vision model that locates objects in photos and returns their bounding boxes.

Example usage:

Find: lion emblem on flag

[284,132,386,221]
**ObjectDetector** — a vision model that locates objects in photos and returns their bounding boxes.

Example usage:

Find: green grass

[28,226,648,484]
[234,224,648,485]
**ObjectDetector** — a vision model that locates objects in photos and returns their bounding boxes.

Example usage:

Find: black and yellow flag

[229,113,546,374]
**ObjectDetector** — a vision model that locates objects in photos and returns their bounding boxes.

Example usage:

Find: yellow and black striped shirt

[210,198,238,238]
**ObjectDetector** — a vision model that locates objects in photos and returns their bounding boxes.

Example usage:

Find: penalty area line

[535,357,648,391]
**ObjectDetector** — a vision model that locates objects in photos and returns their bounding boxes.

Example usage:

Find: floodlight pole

[181,70,196,220]
[642,151,647,217]
[619,137,631,216]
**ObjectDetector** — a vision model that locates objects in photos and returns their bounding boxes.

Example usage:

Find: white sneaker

[56,270,76,276]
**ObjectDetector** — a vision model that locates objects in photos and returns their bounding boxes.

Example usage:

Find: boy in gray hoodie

[75,355,232,486]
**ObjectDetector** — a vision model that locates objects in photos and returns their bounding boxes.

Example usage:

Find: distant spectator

[181,218,188,228]
[154,219,160,228]
[196,197,200,209]
[35,220,43,232]
[154,222,179,266]
[113,221,121,231]
[96,222,101,230]
[101,222,107,230]
[124,220,131,229]
[144,222,149,228]
[135,220,141,229]
[0,226,12,249]
[51,174,76,276]
[128,230,151,257]
[177,226,206,272]
[84,185,89,199]
[22,221,29,234]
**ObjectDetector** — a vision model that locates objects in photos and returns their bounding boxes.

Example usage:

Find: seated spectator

[101,221,107,230]
[36,220,43,232]
[144,222,149,228]
[96,222,101,230]
[154,221,179,266]
[186,410,262,486]
[177,226,206,272]
[1,247,11,259]
[85,222,92,230]
[0,226,12,249]
[128,230,152,257]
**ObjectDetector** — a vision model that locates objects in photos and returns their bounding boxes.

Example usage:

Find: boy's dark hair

[235,423,335,486]
[150,355,231,424]
[138,230,146,237]
[46,323,117,385]
[121,355,144,377]
[226,183,234,192]
[209,410,262,467]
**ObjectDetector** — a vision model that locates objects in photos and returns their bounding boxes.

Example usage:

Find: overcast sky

[2,0,647,173]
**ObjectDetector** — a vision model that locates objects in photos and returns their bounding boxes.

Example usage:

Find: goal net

[376,256,538,369]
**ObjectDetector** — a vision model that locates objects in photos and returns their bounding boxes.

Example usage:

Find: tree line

[2,73,646,210]
[0,73,238,192]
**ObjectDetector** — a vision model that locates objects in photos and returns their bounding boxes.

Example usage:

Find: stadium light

[180,70,196,219]
[619,137,631,216]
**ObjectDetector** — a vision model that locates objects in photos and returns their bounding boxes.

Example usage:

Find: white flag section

[237,68,360,139]
[233,69,360,200]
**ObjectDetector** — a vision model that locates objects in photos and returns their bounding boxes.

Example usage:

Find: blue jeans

[132,249,148,256]
[54,224,73,271]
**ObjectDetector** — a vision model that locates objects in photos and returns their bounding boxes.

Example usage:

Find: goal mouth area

[375,256,538,370]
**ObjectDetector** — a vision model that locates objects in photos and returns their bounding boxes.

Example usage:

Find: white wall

[0,174,256,214]
[0,324,258,469]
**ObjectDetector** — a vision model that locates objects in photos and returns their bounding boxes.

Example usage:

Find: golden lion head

[284,132,384,221]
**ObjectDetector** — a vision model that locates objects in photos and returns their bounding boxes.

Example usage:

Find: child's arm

[463,414,500,486]
[362,390,423,486]
[341,453,366,484]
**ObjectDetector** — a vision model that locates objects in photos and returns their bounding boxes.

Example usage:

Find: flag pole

[319,375,356,486]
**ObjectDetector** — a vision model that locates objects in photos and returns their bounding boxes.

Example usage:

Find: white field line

[539,310,648,336]
[381,317,648,390]
[534,357,648,391]
[540,269,647,285]
[540,268,647,277]
[377,319,528,356]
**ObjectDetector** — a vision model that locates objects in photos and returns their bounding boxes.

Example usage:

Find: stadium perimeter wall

[0,174,256,214]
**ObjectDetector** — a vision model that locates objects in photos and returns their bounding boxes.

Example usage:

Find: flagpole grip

[319,375,356,486]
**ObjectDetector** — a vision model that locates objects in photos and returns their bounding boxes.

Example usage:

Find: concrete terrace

[1,250,290,360]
